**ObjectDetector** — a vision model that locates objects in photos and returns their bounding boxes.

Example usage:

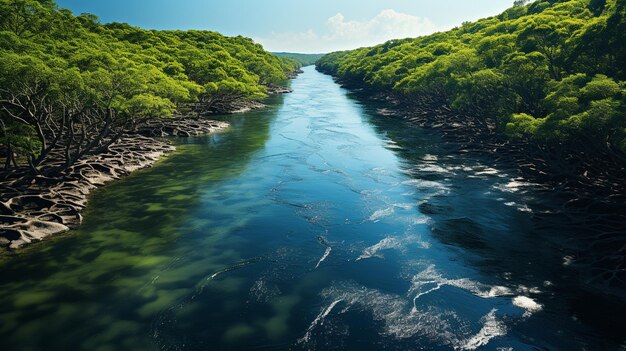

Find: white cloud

[255,9,440,54]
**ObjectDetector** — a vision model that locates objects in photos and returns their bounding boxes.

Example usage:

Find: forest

[0,0,300,175]
[273,52,325,67]
[317,0,626,162]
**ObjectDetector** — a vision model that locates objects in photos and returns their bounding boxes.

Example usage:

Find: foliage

[0,0,299,173]
[317,0,626,155]
[273,52,325,67]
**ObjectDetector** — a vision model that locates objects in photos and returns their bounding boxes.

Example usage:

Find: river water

[0,67,623,350]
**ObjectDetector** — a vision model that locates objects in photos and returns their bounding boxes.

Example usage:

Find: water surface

[0,66,623,351]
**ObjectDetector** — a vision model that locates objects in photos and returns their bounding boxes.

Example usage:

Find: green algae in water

[0,99,282,350]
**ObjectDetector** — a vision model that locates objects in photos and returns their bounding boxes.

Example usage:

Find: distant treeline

[0,0,300,174]
[274,52,325,67]
[317,0,626,159]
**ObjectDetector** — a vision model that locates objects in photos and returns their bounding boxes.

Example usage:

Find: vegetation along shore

[0,0,301,249]
[316,0,626,287]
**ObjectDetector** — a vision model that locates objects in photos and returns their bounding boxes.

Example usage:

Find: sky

[56,0,515,54]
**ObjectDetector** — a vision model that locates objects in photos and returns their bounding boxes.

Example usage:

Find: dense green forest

[273,52,325,67]
[0,0,300,173]
[317,0,626,159]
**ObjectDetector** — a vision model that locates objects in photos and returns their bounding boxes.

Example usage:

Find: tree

[0,0,300,172]
[0,0,54,37]
[316,0,626,156]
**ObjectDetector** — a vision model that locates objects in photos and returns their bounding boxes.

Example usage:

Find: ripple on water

[367,207,395,222]
[461,309,507,350]
[306,281,508,350]
[431,218,487,251]
[302,261,542,349]
[356,234,430,261]
[494,179,538,193]
[408,265,514,302]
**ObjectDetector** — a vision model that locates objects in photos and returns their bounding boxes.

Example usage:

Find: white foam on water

[422,154,438,161]
[516,285,541,294]
[299,298,343,343]
[512,296,543,317]
[368,207,395,222]
[360,189,382,197]
[504,201,533,213]
[320,283,463,343]
[357,234,430,261]
[495,179,537,193]
[506,181,528,188]
[474,167,500,176]
[410,283,443,313]
[401,179,449,190]
[365,167,397,182]
[315,246,332,269]
[460,309,507,350]
[409,265,513,303]
[385,140,403,149]
[414,164,453,175]
[392,203,414,210]
[399,179,451,201]
[310,280,518,349]
[407,216,432,225]
[357,237,403,261]
[416,238,432,249]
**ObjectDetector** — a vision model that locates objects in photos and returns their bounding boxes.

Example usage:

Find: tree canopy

[0,0,300,173]
[317,0,626,156]
[273,53,325,67]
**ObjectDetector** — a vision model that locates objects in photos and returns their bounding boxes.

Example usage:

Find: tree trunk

[4,143,13,169]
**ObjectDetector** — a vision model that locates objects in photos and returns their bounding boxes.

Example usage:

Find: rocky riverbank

[0,118,229,250]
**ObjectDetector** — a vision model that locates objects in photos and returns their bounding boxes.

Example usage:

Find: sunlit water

[0,67,623,351]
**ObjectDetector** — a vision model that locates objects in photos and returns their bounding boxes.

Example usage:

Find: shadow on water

[352,90,626,347]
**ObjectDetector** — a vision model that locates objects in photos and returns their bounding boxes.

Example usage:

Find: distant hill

[273,52,325,66]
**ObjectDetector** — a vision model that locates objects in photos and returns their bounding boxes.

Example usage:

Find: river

[0,66,623,351]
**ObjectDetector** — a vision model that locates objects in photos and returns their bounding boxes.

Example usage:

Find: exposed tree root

[0,118,228,249]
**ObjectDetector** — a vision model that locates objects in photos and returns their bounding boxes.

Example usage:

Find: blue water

[0,66,622,351]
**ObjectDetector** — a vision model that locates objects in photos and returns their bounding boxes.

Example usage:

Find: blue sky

[56,0,515,53]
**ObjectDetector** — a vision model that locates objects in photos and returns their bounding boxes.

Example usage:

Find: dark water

[0,67,623,351]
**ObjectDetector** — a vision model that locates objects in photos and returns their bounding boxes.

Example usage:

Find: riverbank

[0,72,302,250]
[0,118,229,250]
[329,76,626,198]
[187,84,296,115]
[323,73,626,293]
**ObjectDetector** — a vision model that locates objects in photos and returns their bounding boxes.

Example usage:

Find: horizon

[56,0,516,54]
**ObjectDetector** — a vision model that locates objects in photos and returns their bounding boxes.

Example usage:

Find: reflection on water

[0,67,623,351]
